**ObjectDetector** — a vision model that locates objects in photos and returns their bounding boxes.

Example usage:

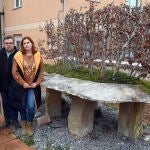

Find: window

[14,0,22,8]
[126,0,140,7]
[14,34,22,49]
[86,0,100,2]
[91,0,100,2]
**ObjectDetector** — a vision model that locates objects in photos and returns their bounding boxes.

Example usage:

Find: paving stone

[0,139,35,150]
[0,128,35,150]
[0,128,16,144]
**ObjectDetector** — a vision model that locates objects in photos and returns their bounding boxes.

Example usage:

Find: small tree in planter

[39,2,150,80]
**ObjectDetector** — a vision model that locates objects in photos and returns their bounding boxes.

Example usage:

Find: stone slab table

[39,73,150,138]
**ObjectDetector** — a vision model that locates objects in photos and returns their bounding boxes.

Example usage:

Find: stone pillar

[45,88,62,117]
[68,95,97,137]
[118,102,145,138]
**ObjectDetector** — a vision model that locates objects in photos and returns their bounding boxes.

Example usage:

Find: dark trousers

[1,91,18,122]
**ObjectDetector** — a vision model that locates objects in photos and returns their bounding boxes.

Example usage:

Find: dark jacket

[0,47,18,92]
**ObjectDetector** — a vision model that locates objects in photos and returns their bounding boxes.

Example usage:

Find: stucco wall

[3,0,149,47]
[4,0,61,26]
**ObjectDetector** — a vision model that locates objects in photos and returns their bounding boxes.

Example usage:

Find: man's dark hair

[3,35,15,43]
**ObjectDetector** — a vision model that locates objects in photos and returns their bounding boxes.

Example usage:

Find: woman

[11,36,43,136]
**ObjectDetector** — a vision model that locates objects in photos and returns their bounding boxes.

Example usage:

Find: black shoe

[12,120,21,128]
[3,120,11,128]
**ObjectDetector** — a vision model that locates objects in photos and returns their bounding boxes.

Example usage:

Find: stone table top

[41,73,150,103]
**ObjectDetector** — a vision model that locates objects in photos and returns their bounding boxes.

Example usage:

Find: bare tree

[39,2,150,79]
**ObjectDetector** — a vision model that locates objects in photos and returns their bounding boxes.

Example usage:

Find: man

[0,35,21,128]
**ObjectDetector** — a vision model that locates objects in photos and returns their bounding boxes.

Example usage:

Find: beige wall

[0,0,4,12]
[4,0,61,26]
[4,0,63,46]
[142,0,150,5]
[3,0,149,47]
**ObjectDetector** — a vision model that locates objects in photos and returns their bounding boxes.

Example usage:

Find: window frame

[91,0,100,2]
[125,0,140,8]
[14,0,22,9]
[86,0,100,3]
[13,34,22,50]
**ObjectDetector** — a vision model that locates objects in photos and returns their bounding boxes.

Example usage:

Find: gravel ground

[11,93,150,150]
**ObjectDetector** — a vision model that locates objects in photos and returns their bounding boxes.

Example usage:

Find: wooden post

[45,88,62,117]
[68,95,97,137]
[118,102,145,138]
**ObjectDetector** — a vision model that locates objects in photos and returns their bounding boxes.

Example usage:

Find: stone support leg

[118,102,145,138]
[68,95,97,137]
[36,88,62,126]
[45,88,62,117]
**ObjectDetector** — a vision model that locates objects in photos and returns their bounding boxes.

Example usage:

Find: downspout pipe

[0,12,4,49]
[63,0,66,24]
[59,0,66,24]
[0,0,4,49]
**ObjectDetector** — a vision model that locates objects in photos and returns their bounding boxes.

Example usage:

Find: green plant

[143,123,150,128]
[55,146,64,150]
[104,103,119,110]
[23,136,35,146]
[63,92,70,97]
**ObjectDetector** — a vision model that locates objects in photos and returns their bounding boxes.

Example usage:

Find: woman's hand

[23,82,31,88]
[30,83,37,88]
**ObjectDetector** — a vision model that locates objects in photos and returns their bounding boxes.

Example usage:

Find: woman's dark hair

[20,36,37,54]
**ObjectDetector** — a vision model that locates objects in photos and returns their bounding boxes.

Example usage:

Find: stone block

[45,88,62,117]
[68,95,97,137]
[118,102,145,138]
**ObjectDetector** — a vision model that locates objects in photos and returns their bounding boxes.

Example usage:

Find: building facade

[1,0,149,48]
